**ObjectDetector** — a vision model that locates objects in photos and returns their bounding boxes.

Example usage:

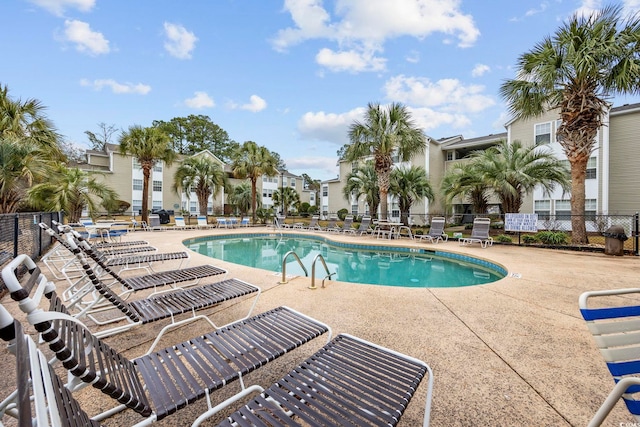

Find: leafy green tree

[152,115,234,159]
[173,155,226,216]
[342,160,380,218]
[345,102,426,220]
[119,125,176,224]
[0,84,64,161]
[273,186,300,215]
[28,165,117,223]
[84,122,118,151]
[228,181,253,215]
[441,162,490,215]
[499,5,640,243]
[470,140,569,214]
[389,165,434,226]
[231,141,278,223]
[0,137,53,213]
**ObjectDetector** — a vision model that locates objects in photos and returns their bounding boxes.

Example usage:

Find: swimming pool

[184,233,506,288]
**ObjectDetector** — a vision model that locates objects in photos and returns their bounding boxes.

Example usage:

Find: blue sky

[3,0,640,181]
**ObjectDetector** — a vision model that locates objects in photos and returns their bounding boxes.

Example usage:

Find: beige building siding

[608,107,640,215]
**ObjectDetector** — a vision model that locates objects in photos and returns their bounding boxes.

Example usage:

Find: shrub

[414,229,424,236]
[337,208,349,220]
[522,234,538,244]
[536,230,569,245]
[495,234,513,243]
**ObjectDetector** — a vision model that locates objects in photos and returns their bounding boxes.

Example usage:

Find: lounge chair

[579,288,640,426]
[0,312,102,427]
[198,215,215,229]
[215,216,228,228]
[240,216,250,227]
[334,214,355,233]
[174,215,194,230]
[275,215,291,229]
[417,217,449,244]
[460,217,493,248]
[301,214,322,231]
[2,262,331,426]
[3,254,258,343]
[322,215,339,232]
[213,333,434,427]
[353,215,373,235]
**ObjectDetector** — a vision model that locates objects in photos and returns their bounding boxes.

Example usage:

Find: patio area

[1,225,638,426]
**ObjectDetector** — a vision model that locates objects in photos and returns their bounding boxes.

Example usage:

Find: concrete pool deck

[2,225,639,426]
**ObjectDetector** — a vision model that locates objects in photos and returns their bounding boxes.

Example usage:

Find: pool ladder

[279,251,335,289]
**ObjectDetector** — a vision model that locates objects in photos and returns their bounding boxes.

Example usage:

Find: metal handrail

[279,251,308,284]
[310,253,335,289]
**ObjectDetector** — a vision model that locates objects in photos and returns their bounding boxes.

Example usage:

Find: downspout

[601,108,610,215]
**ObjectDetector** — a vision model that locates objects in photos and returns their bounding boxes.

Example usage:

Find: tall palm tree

[0,137,52,213]
[119,125,176,224]
[389,165,434,226]
[228,181,253,215]
[342,160,380,218]
[441,162,490,215]
[273,186,300,215]
[470,140,569,214]
[28,165,117,223]
[0,84,63,160]
[499,5,640,243]
[231,141,278,223]
[345,102,426,221]
[173,155,226,216]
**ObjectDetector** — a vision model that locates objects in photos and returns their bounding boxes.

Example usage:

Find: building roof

[441,132,507,150]
[611,102,640,115]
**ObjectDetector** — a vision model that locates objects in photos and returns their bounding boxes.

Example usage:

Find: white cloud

[405,50,420,64]
[285,156,340,179]
[80,78,151,94]
[163,22,197,59]
[63,19,109,55]
[184,91,215,109]
[241,95,267,112]
[272,0,480,73]
[471,64,490,77]
[29,0,94,16]
[316,48,386,73]
[297,107,365,145]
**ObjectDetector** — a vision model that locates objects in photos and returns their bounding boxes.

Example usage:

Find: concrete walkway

[2,225,639,426]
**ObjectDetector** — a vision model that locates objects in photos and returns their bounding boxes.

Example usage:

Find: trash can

[603,225,628,256]
[157,209,170,224]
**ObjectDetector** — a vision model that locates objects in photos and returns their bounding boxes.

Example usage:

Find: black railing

[0,211,63,290]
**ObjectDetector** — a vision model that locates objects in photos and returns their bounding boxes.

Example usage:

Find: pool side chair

[418,217,449,244]
[460,217,493,248]
[240,216,250,227]
[301,215,322,231]
[212,333,434,427]
[0,311,102,427]
[214,217,228,228]
[579,288,640,426]
[198,215,215,229]
[322,215,339,232]
[335,215,355,233]
[174,215,195,230]
[354,215,373,236]
[3,266,331,427]
[275,215,292,229]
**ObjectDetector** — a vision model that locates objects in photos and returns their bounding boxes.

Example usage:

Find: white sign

[505,213,538,232]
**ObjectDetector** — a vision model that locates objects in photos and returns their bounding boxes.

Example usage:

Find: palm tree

[470,140,569,214]
[441,162,490,215]
[173,155,226,216]
[228,181,253,215]
[0,137,53,213]
[28,165,117,223]
[0,84,63,160]
[119,125,176,224]
[273,186,300,215]
[345,102,426,221]
[342,160,380,217]
[389,165,434,226]
[231,141,278,223]
[499,5,640,243]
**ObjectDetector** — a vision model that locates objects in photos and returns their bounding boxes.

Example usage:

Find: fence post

[13,214,19,258]
[635,212,639,256]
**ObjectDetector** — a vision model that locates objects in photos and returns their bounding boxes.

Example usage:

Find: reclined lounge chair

[460,217,493,248]
[579,288,640,426]
[417,217,449,244]
[1,266,330,426]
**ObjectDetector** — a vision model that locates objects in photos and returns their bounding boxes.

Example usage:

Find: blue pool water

[184,233,506,288]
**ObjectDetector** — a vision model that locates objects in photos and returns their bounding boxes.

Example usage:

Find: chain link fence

[0,211,63,291]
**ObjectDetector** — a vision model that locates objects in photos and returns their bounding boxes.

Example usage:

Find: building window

[585,199,597,220]
[322,186,328,197]
[351,204,358,215]
[189,201,197,213]
[207,202,213,214]
[152,200,162,211]
[555,199,571,220]
[153,162,162,173]
[535,122,551,145]
[446,151,455,161]
[586,157,597,179]
[133,179,143,191]
[290,178,295,187]
[133,159,141,170]
[152,180,162,192]
[391,149,399,163]
[322,205,328,216]
[391,201,399,219]
[534,200,551,220]
[132,199,142,213]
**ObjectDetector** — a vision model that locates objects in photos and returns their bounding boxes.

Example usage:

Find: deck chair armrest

[588,377,640,427]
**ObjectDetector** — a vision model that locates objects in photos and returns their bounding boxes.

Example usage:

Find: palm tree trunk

[570,158,588,244]
[197,189,210,216]
[142,166,151,224]
[250,178,257,223]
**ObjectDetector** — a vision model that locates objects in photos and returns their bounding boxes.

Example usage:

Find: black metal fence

[0,211,63,289]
